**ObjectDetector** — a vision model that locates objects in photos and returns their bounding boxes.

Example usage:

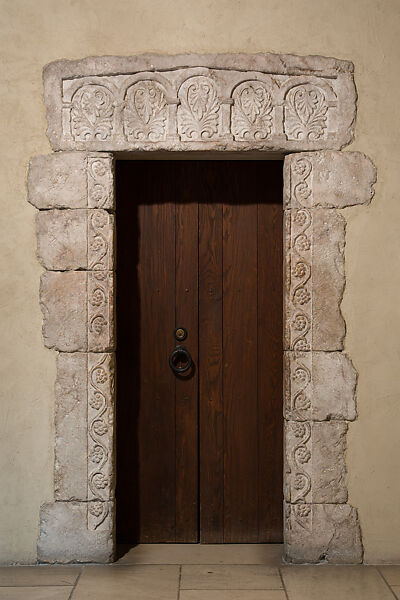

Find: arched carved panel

[177,76,221,141]
[284,84,328,141]
[123,80,168,142]
[71,85,115,142]
[231,81,274,141]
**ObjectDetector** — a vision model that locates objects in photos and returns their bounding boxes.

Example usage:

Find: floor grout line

[177,564,182,600]
[278,566,290,600]
[68,567,83,600]
[112,562,282,567]
[376,567,399,600]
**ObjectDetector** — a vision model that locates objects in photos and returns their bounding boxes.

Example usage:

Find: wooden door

[116,160,283,544]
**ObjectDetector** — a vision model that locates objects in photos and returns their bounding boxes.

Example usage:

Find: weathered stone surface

[284,151,377,209]
[40,271,87,351]
[38,501,114,563]
[40,271,114,352]
[36,209,114,270]
[28,152,114,210]
[285,421,348,504]
[55,353,87,500]
[284,208,346,351]
[284,503,362,564]
[43,53,356,152]
[284,351,357,421]
[55,353,115,505]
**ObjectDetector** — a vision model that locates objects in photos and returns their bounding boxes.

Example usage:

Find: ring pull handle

[169,345,192,374]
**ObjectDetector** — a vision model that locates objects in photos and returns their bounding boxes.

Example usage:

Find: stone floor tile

[180,565,282,590]
[0,587,72,599]
[0,566,80,586]
[379,565,400,585]
[117,544,283,565]
[180,592,287,600]
[281,565,394,600]
[71,565,179,599]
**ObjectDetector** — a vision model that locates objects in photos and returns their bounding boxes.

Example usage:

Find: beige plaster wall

[0,0,399,564]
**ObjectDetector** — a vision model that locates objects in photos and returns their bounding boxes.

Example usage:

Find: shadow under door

[116,160,283,544]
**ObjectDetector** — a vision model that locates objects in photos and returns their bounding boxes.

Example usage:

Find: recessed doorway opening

[116,159,283,545]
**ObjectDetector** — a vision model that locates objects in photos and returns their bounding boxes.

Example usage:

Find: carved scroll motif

[178,76,220,140]
[284,84,328,141]
[87,353,114,530]
[87,155,114,210]
[88,211,110,270]
[71,85,115,141]
[87,271,114,352]
[287,157,313,352]
[123,81,168,142]
[231,81,273,141]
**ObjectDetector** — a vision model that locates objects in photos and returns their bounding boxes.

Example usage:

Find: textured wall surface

[0,0,399,564]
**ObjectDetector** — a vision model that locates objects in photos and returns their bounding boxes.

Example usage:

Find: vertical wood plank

[257,162,284,541]
[199,163,224,541]
[175,163,199,542]
[223,165,259,543]
[137,195,177,541]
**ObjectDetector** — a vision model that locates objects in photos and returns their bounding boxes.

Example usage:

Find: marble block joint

[27,53,377,565]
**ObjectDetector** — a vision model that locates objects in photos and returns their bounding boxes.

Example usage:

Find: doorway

[116,160,283,544]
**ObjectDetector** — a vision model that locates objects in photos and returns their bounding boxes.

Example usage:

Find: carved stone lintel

[28,152,114,210]
[284,502,362,564]
[40,271,114,352]
[43,53,356,151]
[36,209,114,271]
[284,351,357,421]
[284,151,377,209]
[38,501,114,563]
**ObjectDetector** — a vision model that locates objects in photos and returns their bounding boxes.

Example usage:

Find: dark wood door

[116,160,283,544]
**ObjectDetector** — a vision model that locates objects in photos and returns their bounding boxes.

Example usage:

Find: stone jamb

[26,53,376,564]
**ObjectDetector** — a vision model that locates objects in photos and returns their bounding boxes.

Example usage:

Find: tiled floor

[0,545,399,599]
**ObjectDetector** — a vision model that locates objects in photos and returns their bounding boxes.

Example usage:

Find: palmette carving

[123,81,168,141]
[232,81,273,140]
[284,84,328,141]
[71,85,114,141]
[87,353,115,530]
[178,76,220,140]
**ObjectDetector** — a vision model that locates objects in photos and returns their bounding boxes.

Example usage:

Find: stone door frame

[27,53,376,564]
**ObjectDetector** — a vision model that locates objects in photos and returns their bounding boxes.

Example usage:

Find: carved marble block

[284,151,377,209]
[285,421,348,505]
[55,353,115,507]
[43,53,357,152]
[284,503,362,564]
[40,271,114,352]
[38,501,114,563]
[28,152,114,210]
[284,208,346,351]
[284,351,357,421]
[36,209,114,271]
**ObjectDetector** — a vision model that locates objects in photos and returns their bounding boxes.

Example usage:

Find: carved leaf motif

[178,76,220,140]
[123,81,168,142]
[71,85,114,141]
[232,81,273,140]
[284,84,328,141]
